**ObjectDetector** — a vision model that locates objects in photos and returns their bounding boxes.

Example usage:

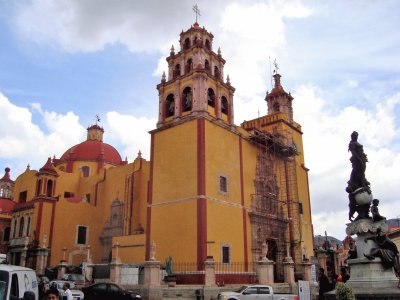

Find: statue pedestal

[344,219,400,298]
[347,257,398,288]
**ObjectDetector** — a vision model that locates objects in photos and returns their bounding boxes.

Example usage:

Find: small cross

[273,59,279,74]
[193,4,201,23]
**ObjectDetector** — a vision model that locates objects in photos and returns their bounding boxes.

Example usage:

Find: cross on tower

[193,4,201,23]
[95,115,101,124]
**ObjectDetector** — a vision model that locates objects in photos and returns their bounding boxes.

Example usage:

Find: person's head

[319,267,325,275]
[373,199,379,206]
[45,288,59,300]
[63,282,70,291]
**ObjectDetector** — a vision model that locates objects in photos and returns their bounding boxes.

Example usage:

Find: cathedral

[0,22,314,283]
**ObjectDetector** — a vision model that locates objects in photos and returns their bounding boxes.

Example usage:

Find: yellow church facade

[6,22,313,283]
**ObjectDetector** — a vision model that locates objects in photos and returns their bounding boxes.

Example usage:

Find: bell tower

[265,73,294,123]
[156,22,235,128]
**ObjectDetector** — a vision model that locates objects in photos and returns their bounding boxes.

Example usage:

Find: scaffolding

[248,128,302,281]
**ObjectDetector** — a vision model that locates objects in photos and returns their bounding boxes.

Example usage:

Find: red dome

[59,140,123,165]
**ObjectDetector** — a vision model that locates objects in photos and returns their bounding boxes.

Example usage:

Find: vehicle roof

[0,265,36,272]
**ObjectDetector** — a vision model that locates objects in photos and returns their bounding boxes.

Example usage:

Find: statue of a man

[364,228,399,269]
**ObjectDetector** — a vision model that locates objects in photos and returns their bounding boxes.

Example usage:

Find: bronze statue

[364,228,399,269]
[346,131,372,221]
[371,199,386,222]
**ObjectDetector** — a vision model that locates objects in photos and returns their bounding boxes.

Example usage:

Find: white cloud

[217,1,313,104]
[105,111,156,161]
[0,93,85,175]
[294,86,400,238]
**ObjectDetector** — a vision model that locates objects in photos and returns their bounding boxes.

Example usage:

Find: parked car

[82,282,141,300]
[61,273,90,289]
[217,285,299,300]
[48,280,85,300]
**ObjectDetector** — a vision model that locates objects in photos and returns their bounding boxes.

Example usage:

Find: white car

[217,285,298,300]
[48,280,85,300]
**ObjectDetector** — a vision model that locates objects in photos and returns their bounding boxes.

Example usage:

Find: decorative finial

[26,164,30,171]
[125,156,128,161]
[193,4,201,23]
[273,59,279,74]
[161,71,166,83]
[226,75,231,85]
[170,45,175,55]
[218,47,221,56]
[138,150,142,158]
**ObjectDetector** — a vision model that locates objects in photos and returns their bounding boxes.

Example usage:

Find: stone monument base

[347,257,398,288]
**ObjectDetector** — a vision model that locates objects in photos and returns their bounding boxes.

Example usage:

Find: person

[340,267,350,283]
[371,199,385,222]
[62,282,73,300]
[45,288,59,300]
[318,268,331,300]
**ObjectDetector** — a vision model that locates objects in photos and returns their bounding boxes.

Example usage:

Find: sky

[0,0,399,240]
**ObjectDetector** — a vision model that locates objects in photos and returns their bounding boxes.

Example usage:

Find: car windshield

[235,286,248,293]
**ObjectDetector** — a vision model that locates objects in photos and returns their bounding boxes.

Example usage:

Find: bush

[335,282,355,300]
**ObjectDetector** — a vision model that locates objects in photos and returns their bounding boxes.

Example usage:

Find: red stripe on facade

[49,202,56,247]
[197,118,207,270]
[145,133,155,260]
[36,201,43,238]
[239,137,248,270]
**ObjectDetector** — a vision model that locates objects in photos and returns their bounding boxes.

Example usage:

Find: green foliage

[335,282,355,300]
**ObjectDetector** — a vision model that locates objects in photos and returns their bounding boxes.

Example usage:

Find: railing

[216,262,256,274]
[171,262,203,274]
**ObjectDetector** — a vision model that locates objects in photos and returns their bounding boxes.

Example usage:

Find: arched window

[184,38,190,50]
[26,217,31,236]
[173,64,181,79]
[205,60,210,72]
[221,96,228,115]
[165,94,175,118]
[193,36,198,45]
[18,217,24,237]
[207,88,215,107]
[36,179,42,196]
[82,166,90,178]
[205,39,211,50]
[186,58,193,74]
[46,180,53,197]
[273,102,280,112]
[182,87,192,112]
[214,66,220,79]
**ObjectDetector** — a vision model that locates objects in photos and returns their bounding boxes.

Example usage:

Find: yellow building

[7,22,313,282]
